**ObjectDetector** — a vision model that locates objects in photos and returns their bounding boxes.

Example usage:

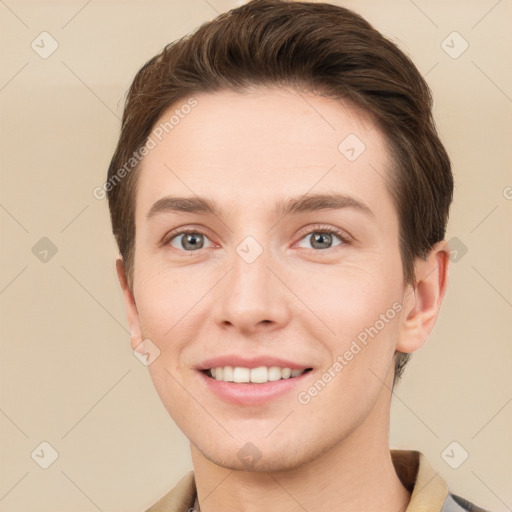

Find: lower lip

[198,370,313,405]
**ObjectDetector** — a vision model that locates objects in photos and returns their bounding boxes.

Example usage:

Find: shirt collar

[391,449,449,511]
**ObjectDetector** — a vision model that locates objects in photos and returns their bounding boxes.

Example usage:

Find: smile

[205,366,313,384]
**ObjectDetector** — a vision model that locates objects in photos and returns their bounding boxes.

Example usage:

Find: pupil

[185,233,203,250]
[313,232,331,249]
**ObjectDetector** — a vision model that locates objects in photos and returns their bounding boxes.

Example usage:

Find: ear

[115,257,142,351]
[396,241,450,354]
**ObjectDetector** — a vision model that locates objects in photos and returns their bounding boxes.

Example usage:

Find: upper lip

[197,355,313,371]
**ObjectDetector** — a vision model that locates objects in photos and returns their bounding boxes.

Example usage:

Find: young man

[106,1,490,511]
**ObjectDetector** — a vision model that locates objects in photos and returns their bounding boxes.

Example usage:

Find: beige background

[1,0,511,511]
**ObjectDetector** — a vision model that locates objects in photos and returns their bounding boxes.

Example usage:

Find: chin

[193,433,323,474]
[204,448,310,473]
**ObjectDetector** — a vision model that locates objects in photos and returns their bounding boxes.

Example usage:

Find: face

[126,86,411,471]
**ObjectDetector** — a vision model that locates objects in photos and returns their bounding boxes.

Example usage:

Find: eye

[162,225,351,253]
[165,229,214,251]
[296,225,351,251]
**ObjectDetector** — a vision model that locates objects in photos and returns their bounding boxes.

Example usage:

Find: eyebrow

[146,193,375,220]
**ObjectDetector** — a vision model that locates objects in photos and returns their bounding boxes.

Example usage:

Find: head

[107,0,452,470]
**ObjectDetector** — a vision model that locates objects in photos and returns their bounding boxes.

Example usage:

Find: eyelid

[294,223,354,245]
[159,225,215,248]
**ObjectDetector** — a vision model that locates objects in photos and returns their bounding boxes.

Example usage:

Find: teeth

[223,366,234,381]
[233,367,250,383]
[249,366,267,383]
[209,366,308,383]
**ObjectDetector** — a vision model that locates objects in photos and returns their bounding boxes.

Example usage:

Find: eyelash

[161,224,352,253]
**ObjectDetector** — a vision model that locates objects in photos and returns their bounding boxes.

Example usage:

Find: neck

[190,390,411,512]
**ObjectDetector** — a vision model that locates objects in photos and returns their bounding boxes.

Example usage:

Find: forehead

[135,86,395,224]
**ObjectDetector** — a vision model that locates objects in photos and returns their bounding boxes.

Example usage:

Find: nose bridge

[212,230,289,331]
[229,232,274,304]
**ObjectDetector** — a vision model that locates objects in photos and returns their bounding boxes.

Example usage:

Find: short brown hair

[106,0,453,385]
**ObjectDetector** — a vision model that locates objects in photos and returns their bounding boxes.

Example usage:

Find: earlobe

[115,257,143,351]
[396,241,450,354]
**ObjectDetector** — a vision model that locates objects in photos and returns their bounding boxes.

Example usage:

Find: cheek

[289,253,404,390]
[294,272,402,416]
[293,254,403,336]
[135,273,194,350]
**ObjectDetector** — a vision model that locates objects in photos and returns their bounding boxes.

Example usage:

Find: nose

[211,241,291,335]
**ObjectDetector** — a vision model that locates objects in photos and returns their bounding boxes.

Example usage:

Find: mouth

[201,366,314,384]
